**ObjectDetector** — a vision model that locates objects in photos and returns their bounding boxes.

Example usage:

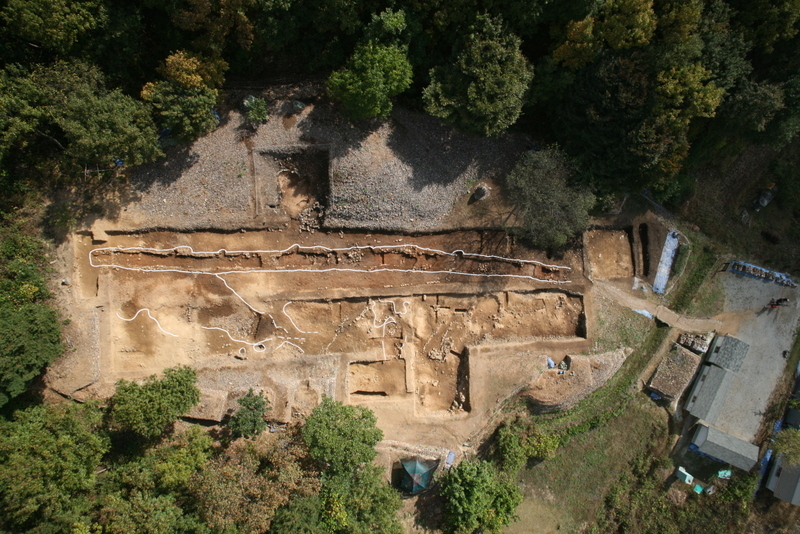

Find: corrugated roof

[684,364,735,424]
[691,424,759,471]
[766,455,800,505]
[649,345,701,400]
[706,335,749,373]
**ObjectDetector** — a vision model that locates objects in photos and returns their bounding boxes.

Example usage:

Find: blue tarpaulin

[653,230,680,294]
[729,260,796,287]
[400,457,436,493]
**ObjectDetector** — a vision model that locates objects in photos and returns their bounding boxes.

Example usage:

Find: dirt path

[597,271,800,444]
[593,281,725,332]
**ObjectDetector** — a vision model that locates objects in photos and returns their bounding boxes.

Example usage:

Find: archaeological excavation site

[47,88,676,458]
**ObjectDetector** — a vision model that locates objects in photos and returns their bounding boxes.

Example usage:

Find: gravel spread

[117,84,531,233]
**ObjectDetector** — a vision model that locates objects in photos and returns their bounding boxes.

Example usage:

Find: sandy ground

[49,147,652,468]
[50,98,631,462]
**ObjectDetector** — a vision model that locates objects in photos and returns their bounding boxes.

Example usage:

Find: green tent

[400,457,436,493]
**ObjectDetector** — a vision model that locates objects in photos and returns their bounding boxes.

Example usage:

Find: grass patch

[592,297,654,354]
[671,243,718,313]
[513,396,667,531]
[685,268,725,317]
[591,451,757,534]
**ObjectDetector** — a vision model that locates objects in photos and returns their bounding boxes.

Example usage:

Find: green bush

[495,423,528,474]
[243,96,270,124]
[440,460,522,534]
[227,387,269,439]
[110,366,200,439]
[0,220,61,408]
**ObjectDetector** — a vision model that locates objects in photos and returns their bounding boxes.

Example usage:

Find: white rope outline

[368,298,411,359]
[116,308,179,337]
[95,243,571,354]
[283,301,319,334]
[90,243,571,271]
[200,325,270,352]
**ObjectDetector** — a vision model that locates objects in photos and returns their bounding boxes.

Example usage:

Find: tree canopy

[440,460,522,534]
[191,430,319,533]
[0,402,110,532]
[424,15,533,136]
[0,62,162,175]
[327,8,413,119]
[0,221,62,408]
[109,365,200,439]
[1,0,107,55]
[505,147,595,249]
[227,387,270,439]
[328,42,412,119]
[302,396,383,474]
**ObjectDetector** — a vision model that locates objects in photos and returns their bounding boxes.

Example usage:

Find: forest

[2,0,800,532]
[2,0,800,201]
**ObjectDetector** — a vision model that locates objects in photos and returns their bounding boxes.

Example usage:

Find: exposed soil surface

[585,229,634,280]
[48,91,799,496]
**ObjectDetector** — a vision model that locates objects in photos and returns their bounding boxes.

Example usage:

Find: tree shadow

[41,145,197,244]
[294,95,384,153]
[385,108,529,192]
[126,144,199,192]
[411,484,445,531]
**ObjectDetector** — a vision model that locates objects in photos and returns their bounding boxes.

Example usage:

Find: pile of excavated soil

[523,348,631,411]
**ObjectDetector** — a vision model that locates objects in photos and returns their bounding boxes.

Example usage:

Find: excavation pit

[61,225,592,449]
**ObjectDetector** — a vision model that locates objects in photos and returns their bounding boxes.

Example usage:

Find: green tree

[698,0,752,93]
[141,80,218,141]
[505,147,595,249]
[0,222,62,408]
[327,42,412,119]
[89,428,211,533]
[191,430,319,533]
[597,0,657,50]
[440,460,522,534]
[110,365,200,439]
[302,396,383,474]
[765,75,800,147]
[653,63,724,130]
[169,0,257,55]
[228,388,270,439]
[424,14,533,136]
[553,17,601,69]
[97,490,208,534]
[319,466,403,534]
[495,423,527,474]
[719,79,785,134]
[0,62,162,173]
[158,50,229,89]
[108,427,213,495]
[0,302,61,408]
[1,0,107,54]
[730,0,800,52]
[0,403,110,533]
[270,495,324,534]
[553,0,656,70]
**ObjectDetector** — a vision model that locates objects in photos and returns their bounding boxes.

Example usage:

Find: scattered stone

[299,201,324,232]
